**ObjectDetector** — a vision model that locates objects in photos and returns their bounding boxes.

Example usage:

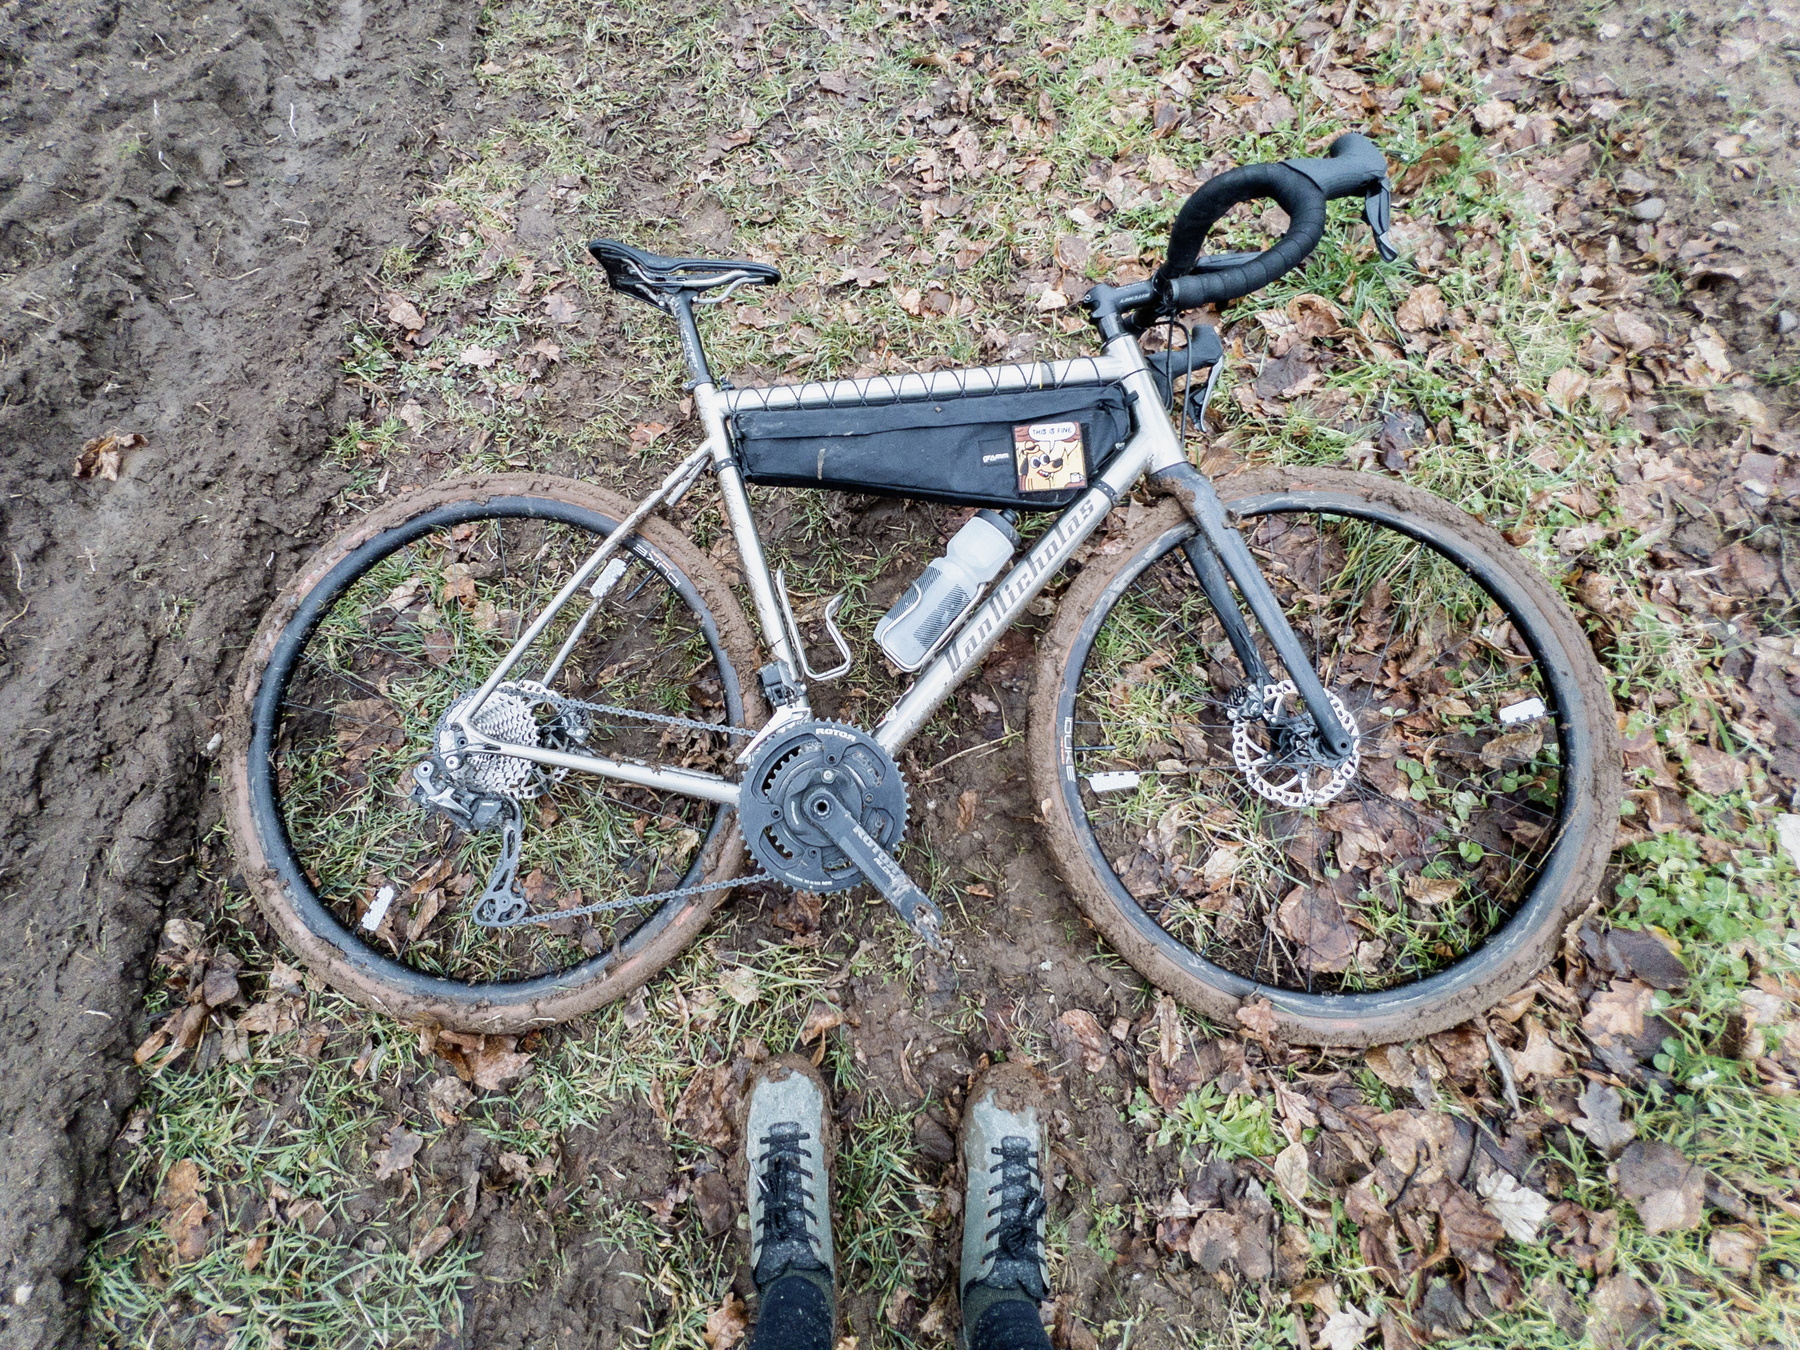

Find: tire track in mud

[0,4,479,1342]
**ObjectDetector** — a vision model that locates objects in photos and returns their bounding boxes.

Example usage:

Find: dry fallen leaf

[720,966,762,1007]
[1276,886,1357,972]
[460,344,501,368]
[1615,1141,1705,1234]
[800,1001,845,1043]
[386,294,425,330]
[1707,1226,1763,1275]
[373,1126,423,1181]
[1402,874,1461,907]
[1586,1271,1662,1349]
[1477,1169,1551,1243]
[1609,311,1659,352]
[1319,1304,1377,1350]
[1685,745,1747,796]
[1057,1009,1111,1074]
[1287,292,1343,338]
[956,788,980,833]
[1235,999,1280,1041]
[159,1158,210,1263]
[73,431,146,482]
[432,1031,534,1091]
[1572,1081,1635,1156]
[426,1074,475,1125]
[1433,1179,1506,1272]
[1363,1043,1420,1092]
[1480,726,1543,769]
[1271,1140,1312,1211]
[410,1224,453,1262]
[703,1293,749,1350]
[1395,283,1447,333]
[544,292,579,325]
[1545,367,1589,413]
[674,1062,741,1149]
[1583,980,1654,1042]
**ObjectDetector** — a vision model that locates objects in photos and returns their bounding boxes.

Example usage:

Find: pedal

[802,787,948,952]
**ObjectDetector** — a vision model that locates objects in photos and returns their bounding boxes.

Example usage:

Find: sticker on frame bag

[1013,419,1088,494]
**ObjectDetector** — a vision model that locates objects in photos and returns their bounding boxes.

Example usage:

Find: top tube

[718,349,1141,414]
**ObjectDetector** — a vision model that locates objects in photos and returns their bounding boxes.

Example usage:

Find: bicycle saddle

[588,238,781,308]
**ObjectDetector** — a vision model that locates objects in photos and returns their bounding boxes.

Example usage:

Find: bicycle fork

[1148,459,1355,762]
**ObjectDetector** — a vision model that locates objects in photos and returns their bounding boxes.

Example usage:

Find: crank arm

[802,788,949,952]
[1150,460,1354,761]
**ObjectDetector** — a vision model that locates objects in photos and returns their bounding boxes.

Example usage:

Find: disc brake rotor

[743,719,909,892]
[1229,680,1361,808]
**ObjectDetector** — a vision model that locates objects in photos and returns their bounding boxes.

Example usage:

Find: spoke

[1068,505,1577,1000]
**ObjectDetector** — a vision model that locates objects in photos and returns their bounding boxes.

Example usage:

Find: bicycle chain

[544,690,756,739]
[476,868,774,928]
[450,682,762,930]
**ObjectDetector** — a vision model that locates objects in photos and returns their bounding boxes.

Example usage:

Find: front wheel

[224,475,763,1032]
[1030,467,1620,1046]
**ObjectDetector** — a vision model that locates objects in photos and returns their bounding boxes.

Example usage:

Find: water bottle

[875,509,1019,671]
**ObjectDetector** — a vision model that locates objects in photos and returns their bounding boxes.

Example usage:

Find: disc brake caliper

[1225,679,1361,809]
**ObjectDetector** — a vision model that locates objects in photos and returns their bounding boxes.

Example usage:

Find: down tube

[874,442,1148,755]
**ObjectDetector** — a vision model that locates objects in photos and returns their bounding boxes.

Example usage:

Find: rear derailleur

[407,682,589,929]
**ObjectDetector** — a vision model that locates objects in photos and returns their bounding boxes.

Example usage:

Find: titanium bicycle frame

[444,295,1350,808]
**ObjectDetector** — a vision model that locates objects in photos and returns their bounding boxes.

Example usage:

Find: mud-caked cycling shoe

[959,1061,1052,1350]
[743,1055,836,1350]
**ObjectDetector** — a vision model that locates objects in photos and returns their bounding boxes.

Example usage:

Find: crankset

[742,719,947,951]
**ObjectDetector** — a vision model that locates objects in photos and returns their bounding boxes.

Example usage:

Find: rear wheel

[224,475,762,1031]
[1030,467,1619,1045]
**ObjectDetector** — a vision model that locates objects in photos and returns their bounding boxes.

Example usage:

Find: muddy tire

[224,475,763,1032]
[1029,466,1620,1046]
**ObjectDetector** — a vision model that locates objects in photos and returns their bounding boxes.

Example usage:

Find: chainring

[742,719,909,893]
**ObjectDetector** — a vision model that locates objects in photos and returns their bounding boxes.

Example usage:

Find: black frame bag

[731,384,1133,511]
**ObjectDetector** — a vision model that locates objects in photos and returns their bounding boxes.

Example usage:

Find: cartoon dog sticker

[1013,420,1087,494]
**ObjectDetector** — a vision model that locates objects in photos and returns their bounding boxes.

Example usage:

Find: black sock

[747,1274,833,1350]
[969,1298,1051,1350]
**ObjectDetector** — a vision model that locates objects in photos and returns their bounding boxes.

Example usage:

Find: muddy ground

[0,0,1796,1348]
[0,2,487,1344]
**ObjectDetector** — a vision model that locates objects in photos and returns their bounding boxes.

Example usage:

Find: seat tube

[692,383,803,681]
[669,293,714,385]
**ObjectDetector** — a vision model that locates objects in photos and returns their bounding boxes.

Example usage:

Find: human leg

[743,1055,837,1350]
[959,1062,1053,1350]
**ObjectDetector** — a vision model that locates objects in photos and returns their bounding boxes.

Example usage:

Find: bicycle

[225,134,1620,1045]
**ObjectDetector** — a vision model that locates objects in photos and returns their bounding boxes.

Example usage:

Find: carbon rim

[1055,489,1600,1022]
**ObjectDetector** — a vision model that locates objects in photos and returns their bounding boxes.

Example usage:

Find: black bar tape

[1151,162,1326,312]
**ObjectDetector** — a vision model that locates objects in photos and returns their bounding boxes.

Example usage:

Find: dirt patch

[0,2,490,1343]
[1547,1,1799,392]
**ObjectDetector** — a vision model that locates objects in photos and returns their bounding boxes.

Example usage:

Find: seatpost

[668,292,714,385]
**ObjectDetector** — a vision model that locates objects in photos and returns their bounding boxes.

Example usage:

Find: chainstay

[475,870,775,929]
